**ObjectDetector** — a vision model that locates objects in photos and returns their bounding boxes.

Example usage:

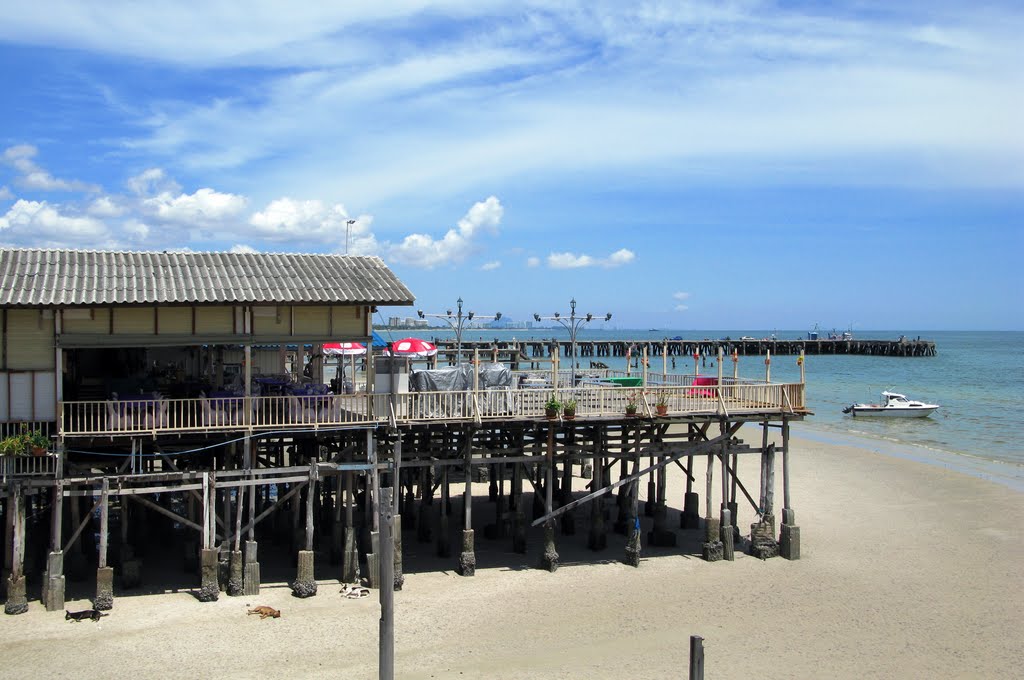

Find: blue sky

[1,1,1021,330]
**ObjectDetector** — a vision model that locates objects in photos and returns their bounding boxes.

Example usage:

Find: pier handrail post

[765,349,771,383]
[799,349,805,384]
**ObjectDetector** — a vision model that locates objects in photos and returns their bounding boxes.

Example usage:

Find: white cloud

[248,198,379,254]
[127,168,179,196]
[87,196,125,218]
[0,199,109,244]
[674,304,689,312]
[526,256,540,268]
[142,187,248,226]
[0,186,11,200]
[481,260,501,271]
[386,196,503,268]
[673,291,691,301]
[547,248,636,269]
[230,244,259,254]
[2,144,100,193]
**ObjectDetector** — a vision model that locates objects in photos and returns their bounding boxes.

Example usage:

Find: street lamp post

[418,298,501,365]
[533,298,612,385]
[345,219,356,255]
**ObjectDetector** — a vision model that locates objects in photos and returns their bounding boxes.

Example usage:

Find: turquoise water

[413,329,1024,467]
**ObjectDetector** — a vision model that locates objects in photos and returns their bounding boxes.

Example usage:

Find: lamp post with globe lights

[417,297,501,365]
[533,298,612,385]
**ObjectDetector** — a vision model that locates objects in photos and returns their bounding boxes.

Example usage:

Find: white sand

[2,428,1022,679]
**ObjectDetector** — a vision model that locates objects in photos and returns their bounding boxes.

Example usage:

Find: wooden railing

[59,381,804,437]
[1,453,59,483]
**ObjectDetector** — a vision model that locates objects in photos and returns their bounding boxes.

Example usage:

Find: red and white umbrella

[385,337,437,358]
[322,342,367,356]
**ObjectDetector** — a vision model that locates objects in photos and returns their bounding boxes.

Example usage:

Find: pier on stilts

[3,351,808,617]
[0,247,809,619]
[434,336,937,364]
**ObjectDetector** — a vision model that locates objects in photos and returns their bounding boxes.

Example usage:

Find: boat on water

[843,391,940,418]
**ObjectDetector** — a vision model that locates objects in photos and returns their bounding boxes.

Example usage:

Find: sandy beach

[2,426,1021,679]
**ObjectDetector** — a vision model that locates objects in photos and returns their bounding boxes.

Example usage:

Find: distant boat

[843,391,940,418]
[649,328,659,332]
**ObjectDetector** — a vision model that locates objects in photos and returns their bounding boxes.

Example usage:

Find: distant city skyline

[1,2,1021,330]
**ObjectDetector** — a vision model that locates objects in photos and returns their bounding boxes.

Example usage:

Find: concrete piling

[4,575,26,615]
[458,529,476,576]
[197,548,219,602]
[291,550,317,597]
[94,566,114,610]
[43,551,65,611]
[243,541,261,596]
[780,508,800,560]
[227,550,244,596]
[702,517,723,562]
[540,522,559,572]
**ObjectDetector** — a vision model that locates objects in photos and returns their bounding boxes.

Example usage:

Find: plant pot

[563,410,576,421]
[625,409,638,418]
[656,405,668,417]
[31,446,47,457]
[545,407,559,420]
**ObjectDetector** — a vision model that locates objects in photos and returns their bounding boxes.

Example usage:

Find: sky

[0,1,1021,331]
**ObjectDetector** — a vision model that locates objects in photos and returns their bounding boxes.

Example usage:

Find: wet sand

[1,428,1021,679]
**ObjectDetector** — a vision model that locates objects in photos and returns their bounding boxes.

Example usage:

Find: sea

[405,328,1024,472]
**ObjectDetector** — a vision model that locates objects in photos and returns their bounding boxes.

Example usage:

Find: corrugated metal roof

[0,248,415,307]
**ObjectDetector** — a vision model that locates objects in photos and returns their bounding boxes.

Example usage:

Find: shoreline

[793,422,1024,493]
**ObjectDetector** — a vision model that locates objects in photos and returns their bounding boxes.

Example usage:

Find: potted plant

[625,394,639,417]
[563,398,577,420]
[655,394,669,417]
[27,429,50,456]
[544,394,561,420]
[0,431,28,457]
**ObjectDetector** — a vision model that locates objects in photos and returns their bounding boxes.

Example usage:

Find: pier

[438,337,937,361]
[0,248,806,619]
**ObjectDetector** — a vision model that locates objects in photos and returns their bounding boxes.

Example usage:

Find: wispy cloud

[11,1,1012,202]
[2,145,100,193]
[481,260,501,271]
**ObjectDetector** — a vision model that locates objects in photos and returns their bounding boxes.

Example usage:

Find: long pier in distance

[440,337,937,360]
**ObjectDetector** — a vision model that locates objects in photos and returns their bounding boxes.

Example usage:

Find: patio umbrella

[322,342,367,356]
[385,337,438,358]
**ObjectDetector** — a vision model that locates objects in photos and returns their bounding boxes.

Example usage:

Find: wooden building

[1,247,807,617]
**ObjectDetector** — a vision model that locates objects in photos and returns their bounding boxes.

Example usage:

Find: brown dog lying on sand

[247,606,280,619]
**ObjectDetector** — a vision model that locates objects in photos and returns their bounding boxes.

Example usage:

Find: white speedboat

[843,391,940,418]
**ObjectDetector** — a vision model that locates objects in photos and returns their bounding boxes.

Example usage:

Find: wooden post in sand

[779,418,800,559]
[701,450,723,562]
[378,487,395,680]
[4,484,27,615]
[291,462,318,597]
[95,478,114,609]
[43,481,65,611]
[458,430,476,576]
[540,423,559,572]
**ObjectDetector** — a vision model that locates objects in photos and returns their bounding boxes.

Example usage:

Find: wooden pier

[440,337,937,361]
[0,248,806,618]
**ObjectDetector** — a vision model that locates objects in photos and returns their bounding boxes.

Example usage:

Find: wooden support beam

[531,434,727,527]
[62,498,100,554]
[128,494,203,533]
